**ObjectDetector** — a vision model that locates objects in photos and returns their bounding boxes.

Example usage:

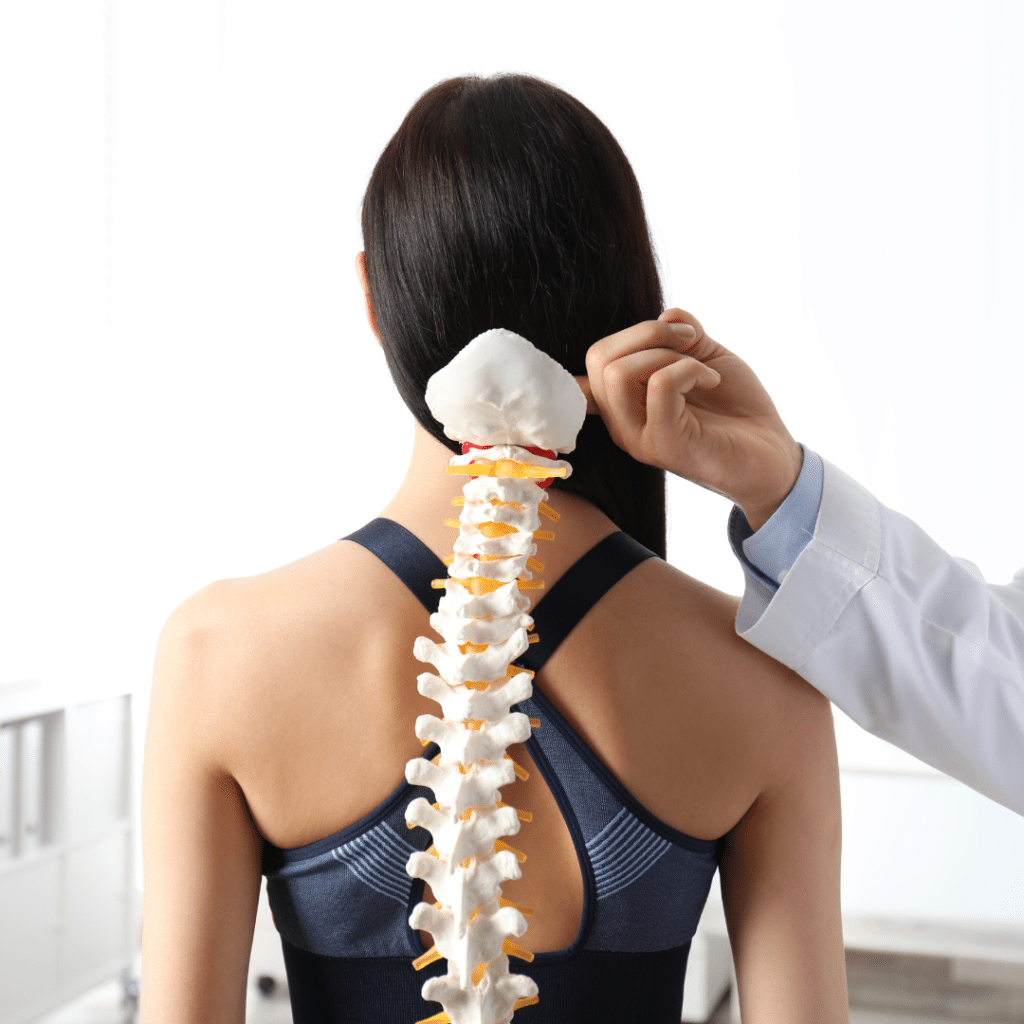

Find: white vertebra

[416,672,534,725]
[413,632,531,687]
[422,957,538,1024]
[405,757,516,818]
[429,610,534,647]
[406,800,521,869]
[414,713,533,768]
[410,899,528,984]
[437,579,531,618]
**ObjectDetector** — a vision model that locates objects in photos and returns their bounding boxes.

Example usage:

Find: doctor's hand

[578,308,804,531]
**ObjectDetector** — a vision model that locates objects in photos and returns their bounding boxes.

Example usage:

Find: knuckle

[647,364,682,398]
[604,361,630,389]
[646,370,670,396]
[640,320,663,344]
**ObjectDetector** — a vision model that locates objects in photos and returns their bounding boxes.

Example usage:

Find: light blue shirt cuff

[728,447,824,595]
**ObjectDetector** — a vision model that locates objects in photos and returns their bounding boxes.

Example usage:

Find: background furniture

[0,682,135,1024]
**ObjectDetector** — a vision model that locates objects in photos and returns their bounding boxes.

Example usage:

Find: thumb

[658,308,721,365]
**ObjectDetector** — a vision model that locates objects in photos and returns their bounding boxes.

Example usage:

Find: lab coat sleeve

[735,457,1024,815]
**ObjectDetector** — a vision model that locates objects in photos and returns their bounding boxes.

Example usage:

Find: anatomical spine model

[404,329,587,1024]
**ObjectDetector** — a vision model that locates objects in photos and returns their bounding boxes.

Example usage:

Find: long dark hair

[361,74,667,556]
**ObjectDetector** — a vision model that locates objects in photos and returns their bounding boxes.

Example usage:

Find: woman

[142,74,847,1023]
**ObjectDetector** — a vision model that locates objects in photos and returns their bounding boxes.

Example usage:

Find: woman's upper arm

[718,672,848,1023]
[141,589,263,1024]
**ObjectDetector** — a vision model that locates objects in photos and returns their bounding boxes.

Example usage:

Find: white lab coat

[736,459,1024,816]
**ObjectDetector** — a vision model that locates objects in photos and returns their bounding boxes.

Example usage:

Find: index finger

[586,319,697,375]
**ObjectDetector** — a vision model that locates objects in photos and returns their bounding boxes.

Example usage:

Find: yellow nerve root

[504,755,530,781]
[496,801,534,823]
[502,938,535,962]
[494,839,528,863]
[498,897,535,917]
[415,1013,452,1024]
[413,946,444,971]
[514,995,541,1011]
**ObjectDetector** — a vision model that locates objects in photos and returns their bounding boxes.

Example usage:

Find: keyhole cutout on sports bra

[418,739,585,956]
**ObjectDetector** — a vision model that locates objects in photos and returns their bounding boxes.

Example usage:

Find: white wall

[0,1,111,693]
[2,0,1021,929]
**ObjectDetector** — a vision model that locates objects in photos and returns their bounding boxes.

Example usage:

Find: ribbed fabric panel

[330,821,418,905]
[588,808,672,899]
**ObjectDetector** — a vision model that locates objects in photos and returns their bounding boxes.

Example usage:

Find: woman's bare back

[180,488,830,955]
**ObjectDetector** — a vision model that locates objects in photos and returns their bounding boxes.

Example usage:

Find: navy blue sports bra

[262,519,724,1023]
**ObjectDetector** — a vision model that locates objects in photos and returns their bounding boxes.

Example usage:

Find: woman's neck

[378,423,618,569]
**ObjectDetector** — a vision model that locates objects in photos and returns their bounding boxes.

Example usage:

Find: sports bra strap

[343,519,656,667]
[343,518,446,613]
[520,531,655,671]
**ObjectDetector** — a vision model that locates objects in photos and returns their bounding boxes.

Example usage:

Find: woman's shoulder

[152,539,407,719]
[656,555,836,791]
[642,555,832,744]
[161,536,410,649]
[546,551,835,838]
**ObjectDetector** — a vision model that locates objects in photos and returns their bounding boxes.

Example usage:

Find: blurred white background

[1,0,1021,937]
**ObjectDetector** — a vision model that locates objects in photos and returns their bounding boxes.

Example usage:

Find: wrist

[738,444,804,532]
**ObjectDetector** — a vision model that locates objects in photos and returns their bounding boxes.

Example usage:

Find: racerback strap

[343,518,446,614]
[343,519,656,670]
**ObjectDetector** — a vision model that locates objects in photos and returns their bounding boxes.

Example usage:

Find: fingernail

[670,323,696,335]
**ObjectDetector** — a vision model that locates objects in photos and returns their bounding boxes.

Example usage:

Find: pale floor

[35,950,1024,1024]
